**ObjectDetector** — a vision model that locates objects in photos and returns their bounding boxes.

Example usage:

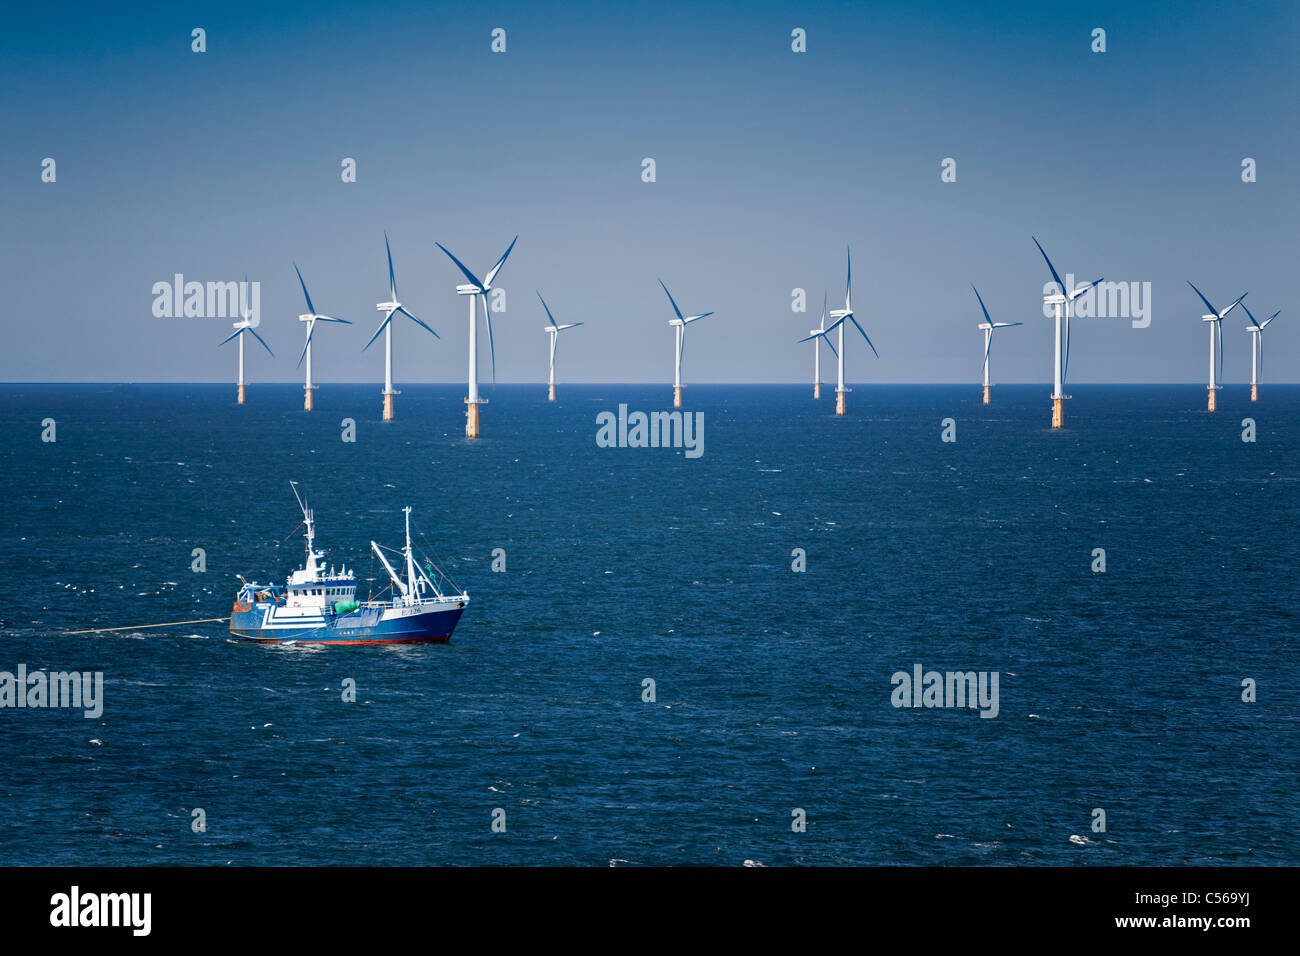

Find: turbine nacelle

[455,284,482,296]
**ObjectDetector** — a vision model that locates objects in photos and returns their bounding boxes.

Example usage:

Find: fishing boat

[230,483,468,645]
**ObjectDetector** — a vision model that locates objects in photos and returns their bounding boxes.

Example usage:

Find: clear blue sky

[2,0,1296,383]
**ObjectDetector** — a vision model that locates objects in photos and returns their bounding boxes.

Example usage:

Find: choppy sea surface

[1,383,1296,865]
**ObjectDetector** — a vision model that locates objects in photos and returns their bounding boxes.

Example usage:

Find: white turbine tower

[972,284,1022,405]
[293,263,351,412]
[801,290,836,400]
[1032,237,1101,429]
[660,280,713,408]
[365,233,439,422]
[218,277,272,405]
[1187,282,1247,412]
[1241,302,1280,402]
[818,247,877,416]
[436,237,518,439]
[538,292,583,402]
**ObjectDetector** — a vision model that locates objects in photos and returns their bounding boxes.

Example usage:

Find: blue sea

[1,383,1296,865]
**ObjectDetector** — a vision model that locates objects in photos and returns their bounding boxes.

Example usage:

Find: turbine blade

[398,305,439,338]
[1070,277,1102,300]
[385,232,397,299]
[248,326,274,357]
[436,242,483,289]
[1221,292,1248,318]
[849,314,878,358]
[363,310,395,351]
[481,294,497,386]
[1063,312,1071,384]
[297,320,316,369]
[684,312,713,324]
[1261,310,1279,329]
[218,329,241,347]
[820,289,828,330]
[1241,302,1260,329]
[294,262,315,315]
[659,280,684,321]
[483,235,518,287]
[315,315,352,324]
[824,333,838,359]
[844,247,852,312]
[971,283,993,325]
[1187,281,1218,318]
[537,291,556,327]
[1032,236,1066,294]
[1216,320,1224,382]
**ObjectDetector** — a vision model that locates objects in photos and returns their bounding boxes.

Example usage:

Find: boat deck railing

[356,593,467,610]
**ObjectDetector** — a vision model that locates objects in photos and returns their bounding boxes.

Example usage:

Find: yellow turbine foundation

[382,390,395,422]
[1051,397,1063,429]
[1251,383,1258,402]
[982,385,990,405]
[673,386,682,408]
[1207,388,1217,412]
[814,382,821,400]
[835,387,846,416]
[304,386,314,411]
[548,383,556,402]
[237,384,245,405]
[466,399,481,439]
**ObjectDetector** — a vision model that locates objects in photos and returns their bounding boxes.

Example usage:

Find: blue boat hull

[229,601,466,645]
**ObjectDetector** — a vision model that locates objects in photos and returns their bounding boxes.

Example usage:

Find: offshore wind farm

[2,0,1297,884]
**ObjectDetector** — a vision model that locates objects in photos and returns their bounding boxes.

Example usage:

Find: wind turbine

[817,247,877,416]
[801,290,836,400]
[538,292,583,401]
[1187,282,1247,412]
[660,280,713,408]
[1241,302,1280,402]
[218,276,272,405]
[293,263,351,412]
[1032,237,1101,429]
[435,236,518,438]
[972,284,1022,405]
[364,233,439,422]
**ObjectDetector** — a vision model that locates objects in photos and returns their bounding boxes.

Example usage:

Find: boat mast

[403,506,418,600]
[290,481,319,578]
